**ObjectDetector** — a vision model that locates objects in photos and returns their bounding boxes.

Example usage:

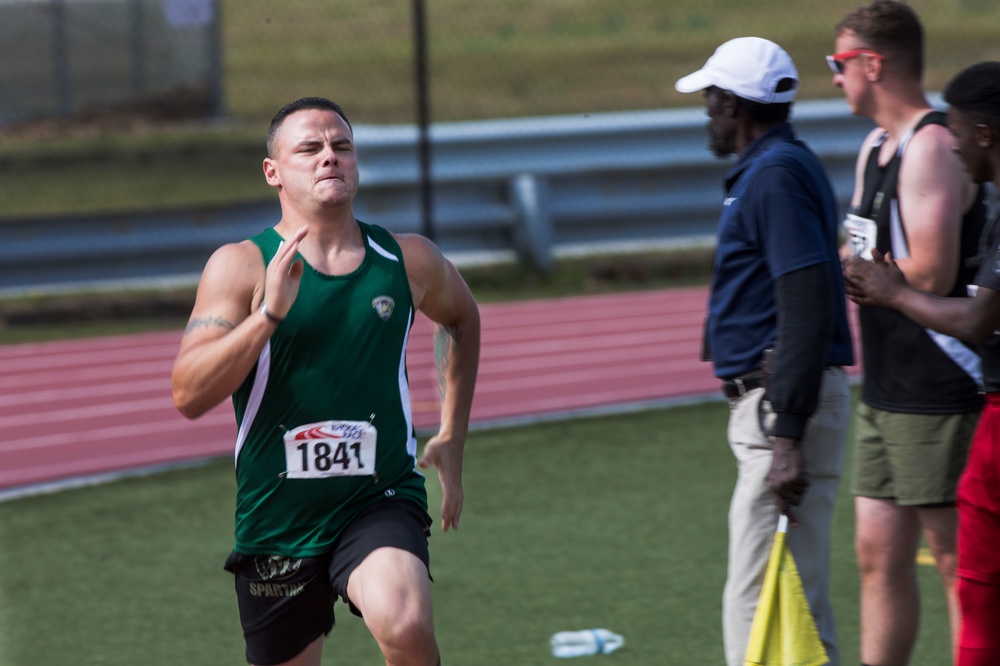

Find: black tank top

[857,111,986,413]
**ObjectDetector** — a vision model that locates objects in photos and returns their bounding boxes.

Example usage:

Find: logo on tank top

[372,296,395,321]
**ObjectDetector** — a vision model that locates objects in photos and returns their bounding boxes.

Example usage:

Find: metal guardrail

[0,99,877,293]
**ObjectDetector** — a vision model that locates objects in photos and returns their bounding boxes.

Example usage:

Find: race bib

[282,420,376,479]
[843,213,877,260]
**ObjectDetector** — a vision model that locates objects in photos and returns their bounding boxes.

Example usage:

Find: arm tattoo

[184,316,235,336]
[434,324,459,400]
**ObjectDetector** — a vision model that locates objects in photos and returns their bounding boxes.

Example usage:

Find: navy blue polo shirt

[707,123,854,379]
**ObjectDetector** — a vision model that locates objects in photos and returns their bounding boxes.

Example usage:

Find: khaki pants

[722,368,850,666]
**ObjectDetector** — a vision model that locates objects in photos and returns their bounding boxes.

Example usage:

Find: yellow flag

[743,515,828,666]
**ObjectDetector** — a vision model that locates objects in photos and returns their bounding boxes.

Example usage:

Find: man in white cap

[675,37,854,666]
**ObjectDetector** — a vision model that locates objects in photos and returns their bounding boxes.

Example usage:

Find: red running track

[0,287,860,496]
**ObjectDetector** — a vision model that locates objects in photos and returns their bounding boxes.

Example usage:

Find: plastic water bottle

[550,628,624,657]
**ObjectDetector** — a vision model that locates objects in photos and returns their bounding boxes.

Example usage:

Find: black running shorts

[223,498,432,665]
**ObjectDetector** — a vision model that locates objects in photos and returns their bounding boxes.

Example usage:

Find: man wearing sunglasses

[832,2,987,665]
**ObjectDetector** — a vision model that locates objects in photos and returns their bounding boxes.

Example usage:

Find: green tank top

[231,221,427,556]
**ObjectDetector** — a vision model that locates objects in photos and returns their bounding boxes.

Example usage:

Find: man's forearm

[433,316,481,438]
[172,311,276,419]
[770,264,835,439]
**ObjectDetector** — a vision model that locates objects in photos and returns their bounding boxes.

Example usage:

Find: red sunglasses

[826,48,884,74]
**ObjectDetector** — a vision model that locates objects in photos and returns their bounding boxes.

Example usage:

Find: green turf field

[0,395,952,665]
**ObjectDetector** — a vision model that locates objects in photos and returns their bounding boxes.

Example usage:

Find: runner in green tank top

[172,97,480,666]
[232,222,429,556]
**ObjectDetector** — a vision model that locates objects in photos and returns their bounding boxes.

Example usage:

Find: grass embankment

[0,1,997,218]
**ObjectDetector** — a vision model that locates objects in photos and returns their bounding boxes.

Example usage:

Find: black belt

[721,373,765,399]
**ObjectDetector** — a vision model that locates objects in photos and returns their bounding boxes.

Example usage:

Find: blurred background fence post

[412,0,435,243]
[51,0,71,117]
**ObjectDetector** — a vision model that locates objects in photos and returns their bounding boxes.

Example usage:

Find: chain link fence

[9,0,983,125]
[0,0,220,123]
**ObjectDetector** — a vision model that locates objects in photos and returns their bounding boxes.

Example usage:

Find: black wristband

[259,302,284,325]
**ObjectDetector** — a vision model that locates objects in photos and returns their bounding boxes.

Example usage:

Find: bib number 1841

[282,420,377,479]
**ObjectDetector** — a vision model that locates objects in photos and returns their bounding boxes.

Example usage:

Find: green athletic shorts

[852,402,979,506]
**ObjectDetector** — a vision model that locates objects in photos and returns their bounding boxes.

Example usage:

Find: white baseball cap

[675,37,799,104]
